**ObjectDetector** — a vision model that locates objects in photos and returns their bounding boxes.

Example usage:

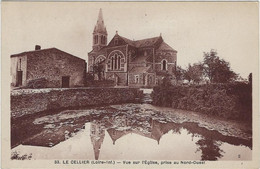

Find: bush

[152,82,252,122]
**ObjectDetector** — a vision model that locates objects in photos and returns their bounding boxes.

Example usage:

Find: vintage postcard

[1,1,259,168]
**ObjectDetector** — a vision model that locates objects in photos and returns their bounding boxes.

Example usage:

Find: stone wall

[26,49,86,88]
[86,80,115,87]
[11,88,142,118]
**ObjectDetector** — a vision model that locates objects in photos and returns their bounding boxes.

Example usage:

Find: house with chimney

[10,45,86,88]
[88,9,177,87]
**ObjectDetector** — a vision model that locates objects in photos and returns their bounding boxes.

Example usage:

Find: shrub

[152,82,252,122]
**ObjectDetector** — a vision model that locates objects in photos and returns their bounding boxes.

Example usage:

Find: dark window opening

[135,75,139,84]
[19,58,22,70]
[101,35,106,44]
[17,71,23,86]
[114,55,118,70]
[118,56,121,70]
[111,57,114,70]
[62,76,70,88]
[94,35,98,44]
[162,60,167,71]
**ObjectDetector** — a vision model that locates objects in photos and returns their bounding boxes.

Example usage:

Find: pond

[11,103,252,161]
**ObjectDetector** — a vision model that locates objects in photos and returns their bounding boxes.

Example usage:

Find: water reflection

[88,112,246,160]
[11,104,252,161]
[89,117,185,160]
[196,138,224,161]
[90,121,105,160]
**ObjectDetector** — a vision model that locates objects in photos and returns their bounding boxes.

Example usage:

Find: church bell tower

[92,8,107,51]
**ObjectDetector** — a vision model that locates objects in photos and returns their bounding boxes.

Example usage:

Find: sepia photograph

[1,1,259,168]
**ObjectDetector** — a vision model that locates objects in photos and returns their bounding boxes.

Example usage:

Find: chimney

[35,45,41,50]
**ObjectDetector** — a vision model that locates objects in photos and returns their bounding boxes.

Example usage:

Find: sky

[2,2,259,78]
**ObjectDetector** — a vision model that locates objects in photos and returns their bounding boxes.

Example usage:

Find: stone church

[88,9,177,87]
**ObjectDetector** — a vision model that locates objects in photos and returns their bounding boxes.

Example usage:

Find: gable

[107,35,130,47]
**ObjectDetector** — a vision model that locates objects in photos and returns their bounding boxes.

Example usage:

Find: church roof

[11,47,85,61]
[90,32,176,54]
[134,36,162,48]
[93,9,107,35]
[119,35,136,47]
[158,41,177,52]
[118,35,163,48]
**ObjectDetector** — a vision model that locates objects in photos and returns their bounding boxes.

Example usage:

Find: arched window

[162,60,167,71]
[135,75,139,84]
[94,35,99,44]
[109,54,122,70]
[108,50,125,71]
[101,36,105,44]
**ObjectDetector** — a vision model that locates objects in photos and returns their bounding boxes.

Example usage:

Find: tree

[203,49,218,82]
[173,65,185,82]
[203,49,237,83]
[161,73,173,87]
[93,62,105,80]
[196,137,224,161]
[184,63,204,84]
[183,64,192,83]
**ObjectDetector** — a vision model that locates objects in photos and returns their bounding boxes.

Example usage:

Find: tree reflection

[196,137,224,161]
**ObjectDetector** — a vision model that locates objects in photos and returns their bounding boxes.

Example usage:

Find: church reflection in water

[88,112,247,161]
[89,114,183,160]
